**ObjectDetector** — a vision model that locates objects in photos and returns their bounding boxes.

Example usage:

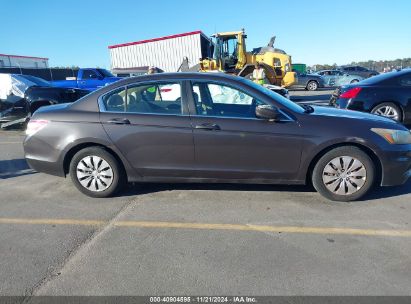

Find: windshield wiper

[301,104,314,113]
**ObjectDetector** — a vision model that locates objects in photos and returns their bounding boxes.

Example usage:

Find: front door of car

[79,69,104,90]
[189,81,303,180]
[99,81,195,178]
[327,71,340,86]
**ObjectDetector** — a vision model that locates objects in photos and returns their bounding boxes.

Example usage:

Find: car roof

[109,72,242,87]
[357,69,411,85]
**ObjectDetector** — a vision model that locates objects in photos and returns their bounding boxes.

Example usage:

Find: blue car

[315,70,364,87]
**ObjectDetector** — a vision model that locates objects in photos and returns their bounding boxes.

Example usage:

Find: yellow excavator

[199,29,297,87]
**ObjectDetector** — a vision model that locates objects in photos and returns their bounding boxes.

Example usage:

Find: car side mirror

[255,105,281,121]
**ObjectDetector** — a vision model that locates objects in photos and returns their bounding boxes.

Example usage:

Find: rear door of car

[99,80,196,178]
[188,80,303,181]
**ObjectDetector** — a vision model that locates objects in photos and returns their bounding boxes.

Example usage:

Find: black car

[330,69,411,125]
[0,74,90,128]
[338,66,379,78]
[24,72,411,202]
[292,71,325,91]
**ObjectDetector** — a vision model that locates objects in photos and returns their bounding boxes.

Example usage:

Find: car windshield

[239,78,305,114]
[97,69,115,78]
[20,75,52,87]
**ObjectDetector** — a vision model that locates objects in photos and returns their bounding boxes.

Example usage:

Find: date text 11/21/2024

[149,296,257,303]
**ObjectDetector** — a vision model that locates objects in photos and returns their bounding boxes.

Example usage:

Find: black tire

[312,146,376,202]
[69,147,125,198]
[371,102,403,122]
[306,81,318,91]
[350,79,359,84]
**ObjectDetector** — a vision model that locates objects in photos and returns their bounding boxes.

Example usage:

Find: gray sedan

[24,72,411,201]
[292,72,325,91]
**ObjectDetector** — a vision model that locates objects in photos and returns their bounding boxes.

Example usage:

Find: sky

[1,0,410,68]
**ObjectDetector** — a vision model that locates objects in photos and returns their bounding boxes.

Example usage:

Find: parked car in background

[330,69,411,124]
[263,84,290,99]
[0,74,89,128]
[315,70,364,87]
[338,66,379,78]
[52,68,121,91]
[292,71,325,91]
[24,72,411,202]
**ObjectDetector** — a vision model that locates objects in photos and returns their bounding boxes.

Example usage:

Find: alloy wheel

[307,81,318,91]
[322,156,367,195]
[373,105,400,121]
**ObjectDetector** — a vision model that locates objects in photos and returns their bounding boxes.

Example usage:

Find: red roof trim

[108,30,205,49]
[0,53,49,60]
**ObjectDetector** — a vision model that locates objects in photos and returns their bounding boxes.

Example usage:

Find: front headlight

[371,128,411,144]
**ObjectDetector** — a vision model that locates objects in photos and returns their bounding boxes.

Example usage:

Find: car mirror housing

[255,105,281,121]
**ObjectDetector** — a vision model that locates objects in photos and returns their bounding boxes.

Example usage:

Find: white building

[0,53,49,69]
[108,31,212,73]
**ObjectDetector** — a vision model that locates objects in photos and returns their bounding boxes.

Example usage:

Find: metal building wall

[109,33,202,72]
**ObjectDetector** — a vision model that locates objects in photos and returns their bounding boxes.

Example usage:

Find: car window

[101,82,183,115]
[82,70,98,80]
[102,87,126,112]
[208,83,253,105]
[192,82,266,118]
[357,67,367,71]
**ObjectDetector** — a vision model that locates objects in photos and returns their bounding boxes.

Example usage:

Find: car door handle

[194,123,221,131]
[106,118,130,125]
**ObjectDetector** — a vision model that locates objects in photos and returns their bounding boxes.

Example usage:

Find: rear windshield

[359,70,408,85]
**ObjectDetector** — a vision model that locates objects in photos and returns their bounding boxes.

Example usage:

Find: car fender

[59,135,142,180]
[297,136,382,182]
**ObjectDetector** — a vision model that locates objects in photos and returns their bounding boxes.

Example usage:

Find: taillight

[340,87,362,99]
[160,88,172,93]
[26,119,49,136]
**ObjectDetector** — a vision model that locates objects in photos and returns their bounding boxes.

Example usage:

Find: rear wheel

[306,81,318,91]
[371,102,402,122]
[69,147,125,198]
[312,146,376,202]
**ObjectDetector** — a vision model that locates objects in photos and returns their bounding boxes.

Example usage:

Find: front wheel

[306,81,318,91]
[312,146,376,202]
[69,147,125,198]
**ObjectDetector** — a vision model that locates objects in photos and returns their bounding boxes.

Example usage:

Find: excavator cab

[214,36,238,71]
[211,31,247,73]
[199,29,296,88]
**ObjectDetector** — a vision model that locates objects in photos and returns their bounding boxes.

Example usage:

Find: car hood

[310,105,399,125]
